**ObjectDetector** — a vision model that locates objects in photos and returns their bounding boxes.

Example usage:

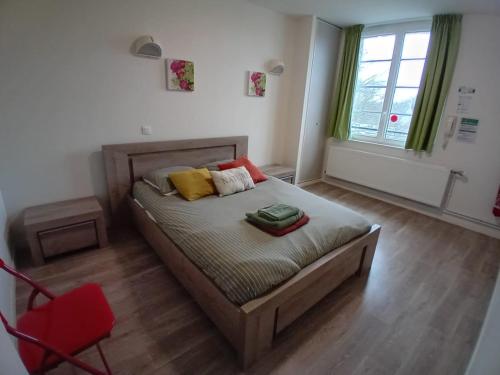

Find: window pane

[353,87,386,112]
[361,35,396,61]
[391,88,418,115]
[351,111,381,138]
[358,61,391,86]
[396,60,425,87]
[402,32,430,59]
[385,114,412,141]
[351,126,379,138]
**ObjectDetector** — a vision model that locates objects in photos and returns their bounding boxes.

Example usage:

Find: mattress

[133,177,371,305]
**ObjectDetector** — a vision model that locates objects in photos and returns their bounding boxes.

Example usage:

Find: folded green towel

[258,204,300,221]
[246,210,304,229]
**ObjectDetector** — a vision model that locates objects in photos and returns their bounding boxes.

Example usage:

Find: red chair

[0,258,115,375]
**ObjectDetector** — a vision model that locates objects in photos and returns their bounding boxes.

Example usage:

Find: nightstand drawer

[38,221,98,257]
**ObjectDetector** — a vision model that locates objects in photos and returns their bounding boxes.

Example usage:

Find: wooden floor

[16,183,500,375]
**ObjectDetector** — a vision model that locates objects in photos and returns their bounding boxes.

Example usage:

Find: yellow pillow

[168,168,215,201]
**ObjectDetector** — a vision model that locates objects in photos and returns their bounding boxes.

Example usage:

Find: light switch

[141,125,152,135]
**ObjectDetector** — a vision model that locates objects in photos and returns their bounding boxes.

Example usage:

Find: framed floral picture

[166,59,194,91]
[248,71,266,97]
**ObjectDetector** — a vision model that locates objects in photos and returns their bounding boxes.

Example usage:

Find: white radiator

[325,146,450,207]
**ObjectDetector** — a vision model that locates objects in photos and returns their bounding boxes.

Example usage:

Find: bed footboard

[237,224,380,367]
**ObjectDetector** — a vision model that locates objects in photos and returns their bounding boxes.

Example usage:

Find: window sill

[348,137,406,150]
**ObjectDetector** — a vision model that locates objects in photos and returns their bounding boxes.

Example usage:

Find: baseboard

[322,176,500,239]
[297,178,323,188]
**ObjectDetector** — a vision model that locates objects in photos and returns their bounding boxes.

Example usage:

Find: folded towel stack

[246,204,309,236]
[258,204,300,221]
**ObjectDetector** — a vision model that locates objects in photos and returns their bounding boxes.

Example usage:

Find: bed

[102,136,380,368]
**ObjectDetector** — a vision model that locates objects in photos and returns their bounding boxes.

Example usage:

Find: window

[350,22,431,146]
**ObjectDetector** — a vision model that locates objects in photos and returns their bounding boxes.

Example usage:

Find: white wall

[327,14,500,229]
[0,0,298,229]
[466,269,500,375]
[0,190,28,374]
[0,191,15,328]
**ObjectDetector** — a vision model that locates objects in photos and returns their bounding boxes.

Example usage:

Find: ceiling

[248,0,500,27]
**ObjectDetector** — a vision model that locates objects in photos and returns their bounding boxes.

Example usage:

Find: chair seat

[17,283,115,372]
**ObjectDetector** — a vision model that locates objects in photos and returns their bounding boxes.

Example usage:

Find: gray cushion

[143,166,194,195]
[198,159,235,171]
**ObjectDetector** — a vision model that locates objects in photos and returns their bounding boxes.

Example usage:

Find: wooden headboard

[102,136,248,221]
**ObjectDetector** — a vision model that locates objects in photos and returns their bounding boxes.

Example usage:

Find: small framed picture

[166,59,194,91]
[248,71,266,97]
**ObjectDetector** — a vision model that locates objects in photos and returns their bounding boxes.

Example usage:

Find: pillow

[218,157,267,183]
[198,159,235,171]
[168,168,216,201]
[143,166,194,195]
[210,166,255,197]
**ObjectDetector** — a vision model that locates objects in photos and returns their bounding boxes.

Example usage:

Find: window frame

[350,20,432,147]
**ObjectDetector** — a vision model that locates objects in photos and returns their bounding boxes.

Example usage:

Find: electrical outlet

[141,125,152,135]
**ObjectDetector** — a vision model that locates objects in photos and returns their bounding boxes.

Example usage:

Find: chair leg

[96,342,112,375]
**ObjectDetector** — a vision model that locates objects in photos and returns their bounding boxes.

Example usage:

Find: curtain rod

[364,16,432,28]
[314,15,432,30]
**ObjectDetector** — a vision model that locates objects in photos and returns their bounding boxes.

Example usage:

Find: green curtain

[327,24,364,140]
[405,14,462,152]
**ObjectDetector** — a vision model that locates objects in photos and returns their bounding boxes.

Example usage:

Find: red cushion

[17,283,115,372]
[218,157,267,183]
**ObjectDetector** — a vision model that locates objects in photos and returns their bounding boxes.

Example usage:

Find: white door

[298,20,340,183]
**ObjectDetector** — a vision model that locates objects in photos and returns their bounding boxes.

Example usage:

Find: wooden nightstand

[260,164,296,184]
[24,197,108,266]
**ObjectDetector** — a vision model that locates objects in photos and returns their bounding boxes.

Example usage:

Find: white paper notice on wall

[457,86,476,114]
[457,117,479,143]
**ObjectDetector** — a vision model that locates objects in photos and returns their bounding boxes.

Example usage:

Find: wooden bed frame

[102,136,380,368]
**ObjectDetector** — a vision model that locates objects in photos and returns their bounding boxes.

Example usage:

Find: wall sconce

[267,59,285,75]
[132,36,162,59]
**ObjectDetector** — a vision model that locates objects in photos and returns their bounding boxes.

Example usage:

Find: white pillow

[210,166,255,197]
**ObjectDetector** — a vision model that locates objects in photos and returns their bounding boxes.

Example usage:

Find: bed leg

[238,308,276,369]
[358,225,380,276]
